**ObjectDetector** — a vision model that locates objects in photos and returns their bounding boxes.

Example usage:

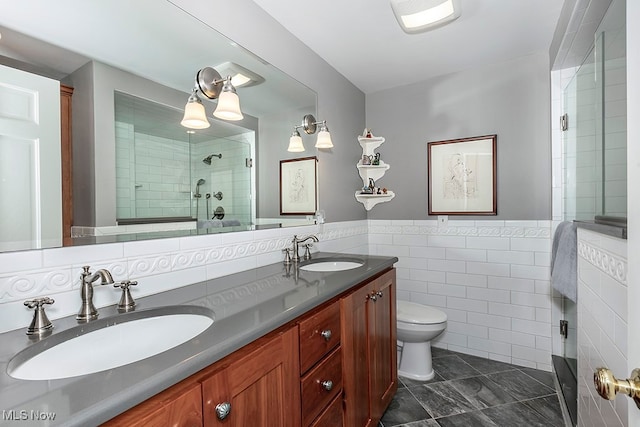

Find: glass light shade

[288,134,305,152]
[181,98,210,129]
[315,130,333,148]
[213,90,243,121]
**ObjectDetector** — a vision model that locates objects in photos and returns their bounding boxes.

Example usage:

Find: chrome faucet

[77,266,114,322]
[291,234,319,263]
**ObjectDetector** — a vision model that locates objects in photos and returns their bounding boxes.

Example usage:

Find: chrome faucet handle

[24,297,55,336]
[302,243,313,260]
[114,280,137,312]
[282,248,293,265]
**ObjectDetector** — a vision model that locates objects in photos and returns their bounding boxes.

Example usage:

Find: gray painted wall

[172,0,368,223]
[365,53,552,220]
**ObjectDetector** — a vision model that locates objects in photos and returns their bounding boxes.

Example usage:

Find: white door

[626,1,640,425]
[0,64,61,251]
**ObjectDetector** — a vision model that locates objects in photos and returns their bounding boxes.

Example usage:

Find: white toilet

[396,300,447,381]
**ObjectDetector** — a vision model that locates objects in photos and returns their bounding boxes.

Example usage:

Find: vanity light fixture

[287,114,334,152]
[390,0,461,34]
[181,66,244,129]
[180,88,210,129]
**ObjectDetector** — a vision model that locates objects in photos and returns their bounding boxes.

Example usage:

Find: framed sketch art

[427,134,497,215]
[280,156,318,215]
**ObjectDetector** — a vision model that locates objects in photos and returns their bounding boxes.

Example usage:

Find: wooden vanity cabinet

[102,267,397,427]
[298,300,343,426]
[103,380,202,427]
[341,269,397,427]
[201,327,301,427]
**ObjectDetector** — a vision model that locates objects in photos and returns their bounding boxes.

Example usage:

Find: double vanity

[0,252,398,426]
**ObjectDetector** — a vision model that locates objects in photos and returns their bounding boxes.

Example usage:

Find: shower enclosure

[114,91,255,227]
[554,1,626,424]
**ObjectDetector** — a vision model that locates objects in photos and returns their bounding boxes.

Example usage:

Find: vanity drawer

[309,393,343,427]
[299,300,341,373]
[301,346,342,426]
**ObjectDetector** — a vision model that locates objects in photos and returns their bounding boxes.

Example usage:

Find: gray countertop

[0,253,397,426]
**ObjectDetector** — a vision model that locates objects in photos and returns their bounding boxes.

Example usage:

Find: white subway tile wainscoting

[1,219,557,374]
[369,219,553,371]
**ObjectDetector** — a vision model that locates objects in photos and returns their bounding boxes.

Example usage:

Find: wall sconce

[181,66,243,129]
[288,114,333,152]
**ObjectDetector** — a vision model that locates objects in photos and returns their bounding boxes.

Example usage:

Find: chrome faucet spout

[77,266,114,322]
[291,234,319,263]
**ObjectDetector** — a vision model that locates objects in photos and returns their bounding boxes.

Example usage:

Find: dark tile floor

[380,347,565,427]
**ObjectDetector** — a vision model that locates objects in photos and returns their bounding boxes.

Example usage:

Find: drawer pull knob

[320,329,332,341]
[321,380,333,391]
[215,402,231,420]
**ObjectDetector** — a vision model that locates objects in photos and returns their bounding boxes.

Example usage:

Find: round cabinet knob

[376,291,383,298]
[215,402,231,420]
[594,367,640,408]
[320,380,333,391]
[320,329,332,341]
[367,292,377,302]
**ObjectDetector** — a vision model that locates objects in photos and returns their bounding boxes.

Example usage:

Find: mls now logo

[2,410,56,421]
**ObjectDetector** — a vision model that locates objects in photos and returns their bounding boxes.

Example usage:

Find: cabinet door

[103,382,202,427]
[341,280,374,427]
[202,327,301,427]
[369,270,398,422]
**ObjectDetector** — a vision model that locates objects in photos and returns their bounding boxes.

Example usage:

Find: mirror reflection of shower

[194,178,206,220]
[203,153,222,165]
[194,178,206,198]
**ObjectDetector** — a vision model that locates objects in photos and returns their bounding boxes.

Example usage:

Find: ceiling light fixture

[390,0,461,34]
[181,66,244,129]
[287,114,333,152]
[214,61,264,88]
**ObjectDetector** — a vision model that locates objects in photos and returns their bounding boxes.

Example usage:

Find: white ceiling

[252,0,566,94]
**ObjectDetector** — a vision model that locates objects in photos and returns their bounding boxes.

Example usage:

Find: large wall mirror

[0,0,317,252]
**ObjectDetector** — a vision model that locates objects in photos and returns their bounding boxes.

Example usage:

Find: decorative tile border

[369,221,550,238]
[578,241,627,285]
[0,222,367,304]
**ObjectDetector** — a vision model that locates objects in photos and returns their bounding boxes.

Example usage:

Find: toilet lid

[397,300,447,324]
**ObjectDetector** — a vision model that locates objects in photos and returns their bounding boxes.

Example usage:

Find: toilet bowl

[397,300,447,381]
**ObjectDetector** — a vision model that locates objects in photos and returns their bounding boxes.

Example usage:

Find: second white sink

[8,306,214,381]
[299,260,364,272]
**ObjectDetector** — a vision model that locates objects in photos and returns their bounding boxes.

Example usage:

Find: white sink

[299,260,364,272]
[8,306,214,381]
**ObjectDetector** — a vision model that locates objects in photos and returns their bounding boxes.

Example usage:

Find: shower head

[196,178,205,186]
[203,153,222,165]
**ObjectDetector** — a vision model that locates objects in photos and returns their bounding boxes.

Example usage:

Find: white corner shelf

[357,136,385,155]
[355,134,394,210]
[356,162,390,183]
[354,191,395,211]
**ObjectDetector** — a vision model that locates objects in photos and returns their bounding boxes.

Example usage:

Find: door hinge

[245,158,253,168]
[560,320,568,339]
[560,114,569,131]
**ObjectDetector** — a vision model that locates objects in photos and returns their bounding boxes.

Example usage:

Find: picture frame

[427,134,497,215]
[279,156,318,215]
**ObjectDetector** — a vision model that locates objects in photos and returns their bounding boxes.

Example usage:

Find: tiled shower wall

[0,221,368,334]
[115,122,192,220]
[369,219,553,371]
[576,228,628,427]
